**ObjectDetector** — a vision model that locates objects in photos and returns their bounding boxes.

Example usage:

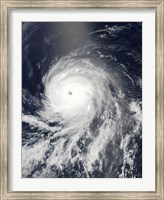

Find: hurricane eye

[68,91,72,95]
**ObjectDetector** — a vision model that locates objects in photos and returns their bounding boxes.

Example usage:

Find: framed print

[0,0,163,200]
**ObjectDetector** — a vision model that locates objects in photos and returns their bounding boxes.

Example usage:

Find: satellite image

[22,22,142,178]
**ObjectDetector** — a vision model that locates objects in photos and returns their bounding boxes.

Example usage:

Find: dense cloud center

[41,58,119,127]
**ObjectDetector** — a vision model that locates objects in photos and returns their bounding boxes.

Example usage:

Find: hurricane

[22,22,142,178]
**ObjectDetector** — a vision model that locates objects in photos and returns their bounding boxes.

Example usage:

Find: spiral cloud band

[22,22,142,178]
